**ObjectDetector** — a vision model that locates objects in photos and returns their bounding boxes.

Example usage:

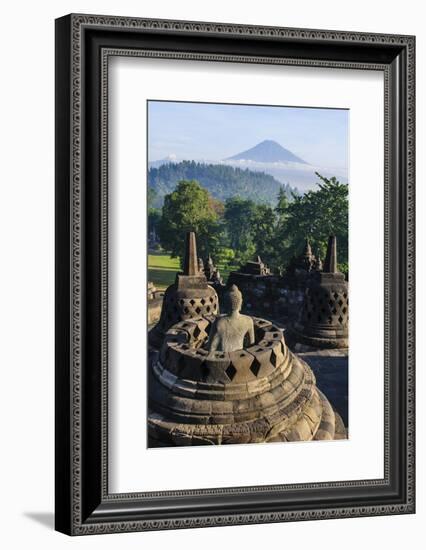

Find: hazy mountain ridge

[148,160,297,208]
[148,140,347,195]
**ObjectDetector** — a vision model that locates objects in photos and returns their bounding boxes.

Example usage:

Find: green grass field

[148,251,236,290]
[148,252,180,289]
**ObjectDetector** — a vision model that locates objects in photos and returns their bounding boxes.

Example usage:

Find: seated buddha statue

[208,284,255,353]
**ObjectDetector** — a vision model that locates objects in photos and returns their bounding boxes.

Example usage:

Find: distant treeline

[148,160,297,208]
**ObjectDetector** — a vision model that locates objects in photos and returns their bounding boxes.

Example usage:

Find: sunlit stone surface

[148,284,346,447]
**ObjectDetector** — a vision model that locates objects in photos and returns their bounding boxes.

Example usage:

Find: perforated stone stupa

[289,239,317,276]
[149,232,219,348]
[148,284,346,446]
[204,255,224,287]
[290,236,349,349]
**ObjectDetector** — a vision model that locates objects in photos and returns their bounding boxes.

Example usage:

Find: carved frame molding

[55,14,415,535]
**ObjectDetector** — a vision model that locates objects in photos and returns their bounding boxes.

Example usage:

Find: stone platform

[148,316,347,447]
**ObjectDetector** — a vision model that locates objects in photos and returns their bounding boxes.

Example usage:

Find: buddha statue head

[227,284,243,315]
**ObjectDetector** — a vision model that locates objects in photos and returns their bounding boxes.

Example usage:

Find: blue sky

[148,100,349,175]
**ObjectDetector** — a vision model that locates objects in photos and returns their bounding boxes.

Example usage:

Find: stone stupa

[293,239,317,273]
[148,283,346,446]
[149,232,219,349]
[290,236,349,349]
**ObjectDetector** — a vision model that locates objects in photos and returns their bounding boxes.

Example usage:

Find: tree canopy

[277,173,348,267]
[153,173,348,276]
[158,179,222,260]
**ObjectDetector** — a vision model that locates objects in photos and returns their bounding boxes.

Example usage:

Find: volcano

[226,139,308,164]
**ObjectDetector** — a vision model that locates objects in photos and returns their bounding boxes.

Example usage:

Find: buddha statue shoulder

[208,285,254,353]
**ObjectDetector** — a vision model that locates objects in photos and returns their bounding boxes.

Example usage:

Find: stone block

[164,343,190,375]
[257,339,285,368]
[160,330,188,363]
[246,344,274,378]
[228,349,255,383]
[204,352,231,384]
[178,348,208,381]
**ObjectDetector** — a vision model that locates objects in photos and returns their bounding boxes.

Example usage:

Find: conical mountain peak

[226,140,308,164]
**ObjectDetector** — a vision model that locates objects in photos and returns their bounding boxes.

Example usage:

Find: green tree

[223,198,278,267]
[278,173,348,267]
[224,198,257,264]
[148,186,157,210]
[158,180,222,260]
[276,186,290,219]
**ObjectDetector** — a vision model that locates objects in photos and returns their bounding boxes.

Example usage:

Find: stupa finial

[303,238,313,258]
[183,231,198,276]
[323,235,338,273]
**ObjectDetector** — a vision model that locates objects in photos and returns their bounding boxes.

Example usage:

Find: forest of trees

[149,173,349,276]
[148,161,296,208]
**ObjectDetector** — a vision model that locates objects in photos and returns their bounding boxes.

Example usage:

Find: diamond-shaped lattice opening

[225,364,237,381]
[250,359,261,377]
[270,350,278,367]
[332,307,337,314]
[338,299,343,306]
[209,297,214,303]
[189,299,195,306]
[201,365,209,382]
[338,315,344,324]
[193,326,201,338]
[342,307,347,314]
[177,355,187,374]
[206,306,211,313]
[200,298,206,305]
[333,292,339,299]
[343,293,348,299]
[183,307,189,314]
[195,307,201,314]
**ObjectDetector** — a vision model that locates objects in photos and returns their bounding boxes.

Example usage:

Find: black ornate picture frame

[55,14,415,535]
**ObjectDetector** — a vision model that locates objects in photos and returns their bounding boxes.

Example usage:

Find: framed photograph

[55,14,415,535]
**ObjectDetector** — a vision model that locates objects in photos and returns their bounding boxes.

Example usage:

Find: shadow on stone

[298,353,348,427]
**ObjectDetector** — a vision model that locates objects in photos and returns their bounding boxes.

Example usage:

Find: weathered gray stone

[148,274,346,447]
[290,235,349,349]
